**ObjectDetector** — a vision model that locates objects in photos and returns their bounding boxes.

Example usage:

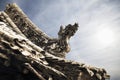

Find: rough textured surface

[0,3,110,80]
[4,3,79,58]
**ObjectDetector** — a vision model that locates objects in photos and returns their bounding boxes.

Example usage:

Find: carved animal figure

[5,3,79,58]
[0,3,110,80]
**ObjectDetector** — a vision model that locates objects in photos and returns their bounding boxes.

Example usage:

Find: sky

[0,0,120,80]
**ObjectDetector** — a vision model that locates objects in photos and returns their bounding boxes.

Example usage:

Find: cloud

[0,0,120,79]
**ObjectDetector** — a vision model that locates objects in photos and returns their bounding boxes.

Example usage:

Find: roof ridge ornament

[0,3,110,80]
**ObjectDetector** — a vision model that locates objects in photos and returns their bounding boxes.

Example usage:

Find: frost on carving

[0,3,110,80]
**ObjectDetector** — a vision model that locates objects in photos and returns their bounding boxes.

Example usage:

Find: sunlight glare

[96,28,115,47]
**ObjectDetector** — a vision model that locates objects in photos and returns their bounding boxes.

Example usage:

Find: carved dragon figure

[0,3,110,80]
[4,3,79,58]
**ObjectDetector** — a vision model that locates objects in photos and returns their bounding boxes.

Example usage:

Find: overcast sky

[0,0,120,80]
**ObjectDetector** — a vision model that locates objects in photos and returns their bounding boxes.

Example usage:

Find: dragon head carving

[58,23,79,39]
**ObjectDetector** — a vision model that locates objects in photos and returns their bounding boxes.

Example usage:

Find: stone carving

[0,3,110,80]
[5,3,79,58]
